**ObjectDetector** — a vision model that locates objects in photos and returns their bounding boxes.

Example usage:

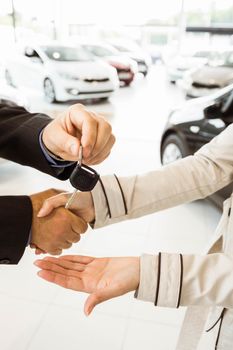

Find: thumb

[37,193,69,217]
[84,287,115,316]
[55,126,81,160]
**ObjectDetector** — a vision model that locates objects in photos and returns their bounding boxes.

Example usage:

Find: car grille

[84,78,109,83]
[78,90,113,95]
[136,59,145,65]
[116,68,131,73]
[192,82,219,89]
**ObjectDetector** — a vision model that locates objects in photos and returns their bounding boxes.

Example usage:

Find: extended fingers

[41,256,86,271]
[60,255,95,265]
[37,269,84,291]
[35,258,84,276]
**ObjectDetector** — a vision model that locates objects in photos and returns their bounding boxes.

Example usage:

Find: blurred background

[0,0,232,349]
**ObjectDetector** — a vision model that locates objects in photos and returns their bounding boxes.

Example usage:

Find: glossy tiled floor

[0,65,221,349]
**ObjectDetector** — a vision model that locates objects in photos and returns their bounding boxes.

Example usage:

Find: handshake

[32,189,140,316]
[30,188,94,255]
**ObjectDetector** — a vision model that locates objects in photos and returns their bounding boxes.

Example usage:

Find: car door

[186,95,231,152]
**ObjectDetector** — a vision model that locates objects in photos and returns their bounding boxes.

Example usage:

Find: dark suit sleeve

[0,104,75,180]
[0,104,75,264]
[0,196,32,264]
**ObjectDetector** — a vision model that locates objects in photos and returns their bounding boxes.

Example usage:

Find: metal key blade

[65,189,78,209]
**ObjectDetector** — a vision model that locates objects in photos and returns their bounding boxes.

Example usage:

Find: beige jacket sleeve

[91,124,233,308]
[137,253,233,309]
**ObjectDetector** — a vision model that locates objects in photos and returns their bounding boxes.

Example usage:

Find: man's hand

[35,255,140,315]
[42,104,115,164]
[30,190,88,255]
[37,191,94,223]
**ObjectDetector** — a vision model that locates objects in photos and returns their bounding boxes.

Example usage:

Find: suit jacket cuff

[135,253,182,308]
[91,175,130,229]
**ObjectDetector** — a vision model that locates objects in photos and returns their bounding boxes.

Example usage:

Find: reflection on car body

[160,83,233,207]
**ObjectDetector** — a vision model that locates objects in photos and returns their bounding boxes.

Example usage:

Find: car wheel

[44,78,56,103]
[5,70,14,87]
[161,134,189,165]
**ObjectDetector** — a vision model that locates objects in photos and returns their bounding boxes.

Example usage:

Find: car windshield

[85,45,118,57]
[41,45,93,62]
[193,51,210,58]
[208,51,233,67]
[114,45,129,52]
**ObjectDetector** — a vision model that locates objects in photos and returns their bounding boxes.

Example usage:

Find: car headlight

[58,72,80,81]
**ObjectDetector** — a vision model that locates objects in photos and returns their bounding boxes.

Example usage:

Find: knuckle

[81,222,88,233]
[74,235,81,243]
[111,134,116,145]
[100,120,112,133]
[49,249,62,256]
[51,188,61,195]
[106,123,112,134]
[70,103,83,112]
[63,242,72,249]
[76,220,88,233]
[57,209,69,222]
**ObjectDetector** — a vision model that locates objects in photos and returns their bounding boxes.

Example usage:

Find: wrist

[72,191,95,224]
[41,127,64,161]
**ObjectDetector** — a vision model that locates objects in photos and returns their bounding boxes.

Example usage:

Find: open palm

[35,255,139,315]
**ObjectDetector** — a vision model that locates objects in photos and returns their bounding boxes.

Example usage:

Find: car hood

[126,51,151,64]
[191,66,233,86]
[104,55,132,68]
[169,83,233,124]
[50,60,112,78]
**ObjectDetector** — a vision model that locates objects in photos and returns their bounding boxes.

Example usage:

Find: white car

[5,43,119,103]
[179,49,233,98]
[166,51,209,83]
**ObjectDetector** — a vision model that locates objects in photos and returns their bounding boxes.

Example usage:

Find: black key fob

[69,164,100,192]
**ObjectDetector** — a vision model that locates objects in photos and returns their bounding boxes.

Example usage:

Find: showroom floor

[0,65,221,350]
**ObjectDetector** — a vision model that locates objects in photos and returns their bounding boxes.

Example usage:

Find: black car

[160,83,233,207]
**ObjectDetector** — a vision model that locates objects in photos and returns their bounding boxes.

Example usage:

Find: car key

[65,146,100,209]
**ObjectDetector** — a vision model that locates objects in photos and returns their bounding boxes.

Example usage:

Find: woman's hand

[35,255,140,315]
[37,192,94,223]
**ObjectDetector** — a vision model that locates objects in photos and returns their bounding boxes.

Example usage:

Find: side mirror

[204,104,222,119]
